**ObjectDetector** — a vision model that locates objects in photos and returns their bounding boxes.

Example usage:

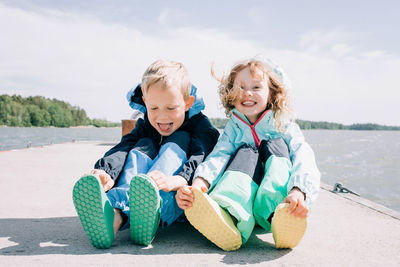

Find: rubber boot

[72,174,115,249]
[209,170,259,244]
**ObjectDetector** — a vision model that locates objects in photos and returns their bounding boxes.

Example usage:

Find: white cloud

[0,3,399,126]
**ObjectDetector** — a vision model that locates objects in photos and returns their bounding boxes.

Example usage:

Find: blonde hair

[213,58,293,130]
[141,60,191,100]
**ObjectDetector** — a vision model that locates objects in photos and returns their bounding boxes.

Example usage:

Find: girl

[176,58,320,251]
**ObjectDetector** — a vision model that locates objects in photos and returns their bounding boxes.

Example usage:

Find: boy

[72,60,220,248]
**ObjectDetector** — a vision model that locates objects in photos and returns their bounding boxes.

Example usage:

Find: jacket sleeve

[281,122,321,207]
[94,118,147,182]
[193,119,237,187]
[178,113,220,184]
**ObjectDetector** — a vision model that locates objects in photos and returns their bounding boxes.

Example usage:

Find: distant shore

[2,120,400,131]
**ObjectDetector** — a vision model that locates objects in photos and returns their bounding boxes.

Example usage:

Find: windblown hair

[212,59,293,131]
[141,60,191,100]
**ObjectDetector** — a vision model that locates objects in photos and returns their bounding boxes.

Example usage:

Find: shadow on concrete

[0,217,289,264]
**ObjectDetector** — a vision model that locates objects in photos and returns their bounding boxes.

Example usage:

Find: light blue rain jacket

[194,108,321,207]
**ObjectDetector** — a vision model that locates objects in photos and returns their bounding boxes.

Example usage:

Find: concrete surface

[0,142,399,266]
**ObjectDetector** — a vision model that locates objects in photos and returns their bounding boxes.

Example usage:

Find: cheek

[147,111,157,124]
[172,109,186,124]
[258,91,269,103]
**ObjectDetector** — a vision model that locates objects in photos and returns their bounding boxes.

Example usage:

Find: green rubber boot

[129,174,161,246]
[208,170,259,244]
[72,174,115,249]
[253,155,292,231]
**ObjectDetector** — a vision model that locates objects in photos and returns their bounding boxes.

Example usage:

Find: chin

[157,129,174,136]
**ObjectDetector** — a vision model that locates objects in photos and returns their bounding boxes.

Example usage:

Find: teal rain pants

[208,138,292,243]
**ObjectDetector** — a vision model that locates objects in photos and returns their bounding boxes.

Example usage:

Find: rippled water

[0,127,121,151]
[0,127,399,212]
[304,130,400,212]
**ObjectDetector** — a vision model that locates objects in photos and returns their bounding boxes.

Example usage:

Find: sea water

[0,127,399,212]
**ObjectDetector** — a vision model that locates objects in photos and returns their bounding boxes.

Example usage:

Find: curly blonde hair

[213,58,293,130]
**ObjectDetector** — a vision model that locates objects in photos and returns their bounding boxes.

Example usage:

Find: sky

[1,0,400,125]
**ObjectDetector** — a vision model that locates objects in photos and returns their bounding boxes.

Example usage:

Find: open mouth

[157,122,173,132]
[241,100,256,107]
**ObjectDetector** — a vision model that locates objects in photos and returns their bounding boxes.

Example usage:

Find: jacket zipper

[233,110,270,148]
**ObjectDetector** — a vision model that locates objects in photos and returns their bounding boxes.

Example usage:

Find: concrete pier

[1,142,399,266]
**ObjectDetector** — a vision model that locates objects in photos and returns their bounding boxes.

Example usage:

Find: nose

[157,112,169,121]
[242,88,253,96]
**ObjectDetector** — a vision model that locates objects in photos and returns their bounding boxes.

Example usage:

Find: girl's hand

[283,187,308,218]
[176,185,194,209]
[147,170,187,192]
[90,169,114,192]
[175,177,209,209]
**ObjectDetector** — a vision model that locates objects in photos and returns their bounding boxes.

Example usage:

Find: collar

[232,109,271,147]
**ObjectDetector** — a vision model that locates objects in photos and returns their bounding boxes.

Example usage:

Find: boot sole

[129,174,160,246]
[185,188,242,251]
[271,203,307,249]
[72,174,115,248]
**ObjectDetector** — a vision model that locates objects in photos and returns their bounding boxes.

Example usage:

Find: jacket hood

[126,84,205,118]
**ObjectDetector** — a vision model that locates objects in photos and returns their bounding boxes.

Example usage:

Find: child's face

[233,67,269,124]
[143,81,194,136]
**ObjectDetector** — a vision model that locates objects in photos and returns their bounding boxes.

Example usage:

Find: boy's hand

[175,177,209,210]
[283,187,308,218]
[90,169,114,192]
[147,170,187,192]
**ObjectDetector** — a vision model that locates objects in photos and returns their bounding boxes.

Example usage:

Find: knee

[236,144,258,154]
[260,138,290,160]
[163,131,190,152]
[132,137,158,159]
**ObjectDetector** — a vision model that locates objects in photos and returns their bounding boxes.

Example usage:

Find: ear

[142,96,146,105]
[185,96,195,111]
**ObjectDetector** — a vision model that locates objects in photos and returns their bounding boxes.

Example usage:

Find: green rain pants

[208,139,292,243]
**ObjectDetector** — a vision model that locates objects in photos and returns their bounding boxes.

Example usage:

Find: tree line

[1,94,399,130]
[0,94,119,127]
[209,118,400,131]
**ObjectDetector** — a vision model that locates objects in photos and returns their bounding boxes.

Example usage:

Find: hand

[175,177,209,210]
[283,187,308,218]
[90,169,114,192]
[147,170,187,192]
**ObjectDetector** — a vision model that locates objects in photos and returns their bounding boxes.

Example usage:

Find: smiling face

[233,66,269,124]
[143,81,194,136]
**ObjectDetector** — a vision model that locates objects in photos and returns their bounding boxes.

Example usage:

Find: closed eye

[150,107,158,110]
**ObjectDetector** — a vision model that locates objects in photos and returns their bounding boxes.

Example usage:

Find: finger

[298,208,308,218]
[179,200,193,209]
[181,187,193,195]
[156,182,165,190]
[288,198,298,214]
[297,201,309,218]
[294,208,307,218]
[293,201,308,218]
[178,192,193,202]
[105,179,114,192]
[201,186,208,193]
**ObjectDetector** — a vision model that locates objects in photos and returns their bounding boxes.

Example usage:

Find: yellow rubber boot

[185,188,242,251]
[271,203,307,249]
